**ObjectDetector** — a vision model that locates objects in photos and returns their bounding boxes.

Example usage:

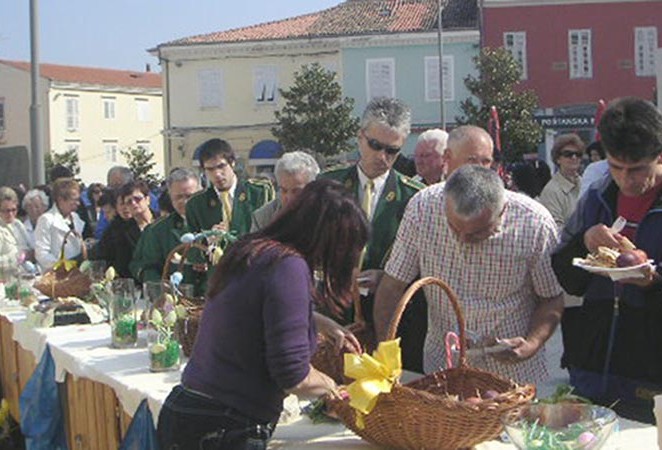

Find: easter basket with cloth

[327,277,536,450]
[162,242,208,357]
[311,282,376,384]
[34,229,91,299]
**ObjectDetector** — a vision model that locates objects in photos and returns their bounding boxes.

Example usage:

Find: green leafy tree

[121,145,163,188]
[272,63,360,158]
[44,148,80,182]
[457,47,543,162]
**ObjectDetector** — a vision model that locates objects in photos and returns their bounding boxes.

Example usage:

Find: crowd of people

[1,95,661,449]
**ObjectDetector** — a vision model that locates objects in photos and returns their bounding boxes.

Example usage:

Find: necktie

[220,191,233,225]
[362,179,375,220]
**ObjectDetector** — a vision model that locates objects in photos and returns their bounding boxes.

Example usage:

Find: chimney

[145,63,151,73]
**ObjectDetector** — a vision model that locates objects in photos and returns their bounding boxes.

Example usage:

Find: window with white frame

[65,96,80,131]
[366,58,395,100]
[198,69,224,109]
[504,31,528,79]
[135,99,150,122]
[568,29,592,79]
[104,141,119,163]
[253,66,278,104]
[424,56,454,102]
[103,97,116,119]
[635,27,658,77]
[0,98,5,131]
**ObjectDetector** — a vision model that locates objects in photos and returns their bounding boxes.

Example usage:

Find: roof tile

[160,0,476,47]
[0,60,161,90]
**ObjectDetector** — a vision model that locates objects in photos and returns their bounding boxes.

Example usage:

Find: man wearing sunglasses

[320,97,424,369]
[552,97,662,423]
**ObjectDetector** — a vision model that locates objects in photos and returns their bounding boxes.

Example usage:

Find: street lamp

[437,0,448,129]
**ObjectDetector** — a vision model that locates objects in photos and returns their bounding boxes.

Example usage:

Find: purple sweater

[182,252,317,423]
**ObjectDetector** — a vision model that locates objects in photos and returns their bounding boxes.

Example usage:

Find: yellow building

[0,60,164,185]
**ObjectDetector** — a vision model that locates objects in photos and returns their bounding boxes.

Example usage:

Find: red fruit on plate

[616,249,648,268]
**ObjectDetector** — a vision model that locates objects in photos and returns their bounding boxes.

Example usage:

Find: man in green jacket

[130,168,201,285]
[186,138,274,235]
[320,97,424,371]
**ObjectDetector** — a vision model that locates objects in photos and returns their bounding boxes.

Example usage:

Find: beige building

[153,34,340,174]
[0,60,164,185]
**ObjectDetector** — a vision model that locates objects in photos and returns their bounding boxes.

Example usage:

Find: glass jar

[147,324,181,372]
[109,278,138,348]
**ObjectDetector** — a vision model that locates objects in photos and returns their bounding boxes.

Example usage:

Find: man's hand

[490,336,541,363]
[618,264,661,288]
[357,269,383,295]
[212,221,229,232]
[583,224,622,254]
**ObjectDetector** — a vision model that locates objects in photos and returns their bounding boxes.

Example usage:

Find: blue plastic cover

[119,398,160,450]
[19,345,68,450]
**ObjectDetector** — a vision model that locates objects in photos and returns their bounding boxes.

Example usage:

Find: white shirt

[213,179,237,204]
[34,205,86,272]
[356,165,389,221]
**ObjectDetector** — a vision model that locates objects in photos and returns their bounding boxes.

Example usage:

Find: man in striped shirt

[374,165,564,384]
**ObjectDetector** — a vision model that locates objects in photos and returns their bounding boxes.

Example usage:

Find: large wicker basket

[162,242,208,357]
[328,277,536,450]
[34,229,91,299]
[311,283,376,384]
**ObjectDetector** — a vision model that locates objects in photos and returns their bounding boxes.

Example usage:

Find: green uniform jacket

[320,166,423,270]
[185,179,275,236]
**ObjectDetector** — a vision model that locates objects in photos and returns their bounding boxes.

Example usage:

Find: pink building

[482,0,661,110]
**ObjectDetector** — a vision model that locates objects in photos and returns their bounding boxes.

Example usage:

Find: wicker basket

[162,242,208,357]
[328,277,536,450]
[311,283,376,384]
[34,230,91,299]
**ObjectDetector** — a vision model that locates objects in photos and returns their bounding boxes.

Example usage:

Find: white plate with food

[573,258,655,280]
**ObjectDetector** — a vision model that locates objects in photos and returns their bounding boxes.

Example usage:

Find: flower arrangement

[178,229,237,266]
[147,271,186,371]
[89,266,116,312]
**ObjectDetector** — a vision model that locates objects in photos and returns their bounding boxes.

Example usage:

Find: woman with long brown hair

[157,179,369,450]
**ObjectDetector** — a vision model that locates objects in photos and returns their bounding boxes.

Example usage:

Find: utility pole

[437,0,447,129]
[30,0,45,185]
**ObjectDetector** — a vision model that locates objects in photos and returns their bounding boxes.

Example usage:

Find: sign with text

[535,115,595,129]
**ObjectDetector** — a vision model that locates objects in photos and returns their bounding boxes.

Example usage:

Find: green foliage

[44,148,80,182]
[457,47,543,162]
[272,63,360,158]
[120,145,163,188]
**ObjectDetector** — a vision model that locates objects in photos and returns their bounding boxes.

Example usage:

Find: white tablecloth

[2,305,659,449]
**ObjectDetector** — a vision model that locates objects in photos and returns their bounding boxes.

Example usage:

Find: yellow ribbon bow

[53,247,77,272]
[344,338,402,429]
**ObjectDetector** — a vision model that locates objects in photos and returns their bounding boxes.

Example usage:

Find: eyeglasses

[126,195,145,204]
[560,150,582,159]
[364,134,401,155]
[91,190,102,195]
[0,208,17,214]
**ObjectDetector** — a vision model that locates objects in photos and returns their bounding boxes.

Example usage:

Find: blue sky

[0,0,340,71]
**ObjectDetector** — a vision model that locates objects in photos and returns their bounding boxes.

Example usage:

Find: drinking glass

[109,278,138,348]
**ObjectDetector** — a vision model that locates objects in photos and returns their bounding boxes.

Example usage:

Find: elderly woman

[157,180,369,449]
[22,188,49,250]
[0,187,32,267]
[34,178,87,272]
[539,133,586,229]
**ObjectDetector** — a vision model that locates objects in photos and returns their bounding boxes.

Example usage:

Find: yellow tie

[362,179,375,220]
[220,191,233,225]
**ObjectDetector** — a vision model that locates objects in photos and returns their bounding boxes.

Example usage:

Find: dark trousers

[157,385,275,450]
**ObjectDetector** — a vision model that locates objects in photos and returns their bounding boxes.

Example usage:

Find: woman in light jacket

[0,186,31,267]
[35,178,87,272]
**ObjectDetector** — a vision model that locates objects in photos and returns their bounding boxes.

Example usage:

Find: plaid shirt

[385,185,563,384]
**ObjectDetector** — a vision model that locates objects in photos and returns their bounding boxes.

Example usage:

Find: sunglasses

[126,195,145,204]
[560,150,582,158]
[364,134,401,155]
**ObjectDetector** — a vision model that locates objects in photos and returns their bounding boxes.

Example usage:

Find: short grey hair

[22,188,49,209]
[107,166,134,186]
[275,151,320,184]
[360,97,411,138]
[447,125,493,153]
[0,187,18,204]
[444,165,505,219]
[417,128,449,153]
[166,167,199,189]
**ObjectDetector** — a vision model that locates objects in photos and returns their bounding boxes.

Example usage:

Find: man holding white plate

[551,97,662,424]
